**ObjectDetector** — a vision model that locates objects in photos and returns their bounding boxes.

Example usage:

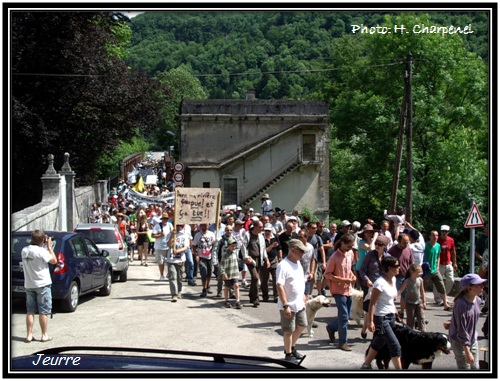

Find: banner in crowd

[127,189,174,206]
[145,175,158,185]
[174,188,221,225]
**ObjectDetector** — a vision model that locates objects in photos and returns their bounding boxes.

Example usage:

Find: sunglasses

[375,242,385,247]
[391,264,400,268]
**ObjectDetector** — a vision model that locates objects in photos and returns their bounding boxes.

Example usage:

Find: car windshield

[11,236,57,256]
[76,229,117,244]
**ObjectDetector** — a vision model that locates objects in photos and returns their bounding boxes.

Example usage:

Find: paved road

[9,255,491,374]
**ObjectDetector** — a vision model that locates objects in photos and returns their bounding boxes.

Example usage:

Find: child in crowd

[444,274,486,369]
[220,237,242,309]
[127,225,137,261]
[398,263,426,331]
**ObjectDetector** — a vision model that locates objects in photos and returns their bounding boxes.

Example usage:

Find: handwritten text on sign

[175,188,220,225]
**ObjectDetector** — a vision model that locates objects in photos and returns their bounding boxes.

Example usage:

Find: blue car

[11,231,112,312]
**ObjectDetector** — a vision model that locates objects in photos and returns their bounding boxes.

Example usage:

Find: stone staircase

[241,162,302,209]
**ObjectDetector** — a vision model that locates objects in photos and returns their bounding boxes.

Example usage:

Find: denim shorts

[26,285,52,315]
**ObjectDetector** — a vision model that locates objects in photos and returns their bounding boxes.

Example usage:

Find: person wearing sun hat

[261,193,273,216]
[444,273,487,369]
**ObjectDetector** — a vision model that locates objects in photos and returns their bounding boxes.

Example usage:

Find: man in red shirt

[434,224,457,306]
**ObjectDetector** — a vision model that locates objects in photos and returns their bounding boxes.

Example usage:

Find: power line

[11,61,403,78]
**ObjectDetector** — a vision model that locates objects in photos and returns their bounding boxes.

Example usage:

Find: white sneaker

[241,279,248,287]
[160,275,166,281]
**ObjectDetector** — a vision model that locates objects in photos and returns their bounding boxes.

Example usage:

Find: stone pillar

[97,180,108,203]
[41,154,61,196]
[59,152,76,231]
[41,154,63,230]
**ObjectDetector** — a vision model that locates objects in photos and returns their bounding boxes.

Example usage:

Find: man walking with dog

[276,239,309,364]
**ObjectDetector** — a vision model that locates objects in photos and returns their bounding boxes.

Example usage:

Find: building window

[223,178,238,205]
[203,182,210,188]
[302,134,316,161]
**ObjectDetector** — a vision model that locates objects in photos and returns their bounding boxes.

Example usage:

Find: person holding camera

[21,229,58,343]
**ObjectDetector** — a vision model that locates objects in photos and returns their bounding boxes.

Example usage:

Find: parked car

[11,231,112,312]
[11,346,306,370]
[73,223,129,282]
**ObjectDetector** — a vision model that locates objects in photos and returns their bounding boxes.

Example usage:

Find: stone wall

[11,153,108,232]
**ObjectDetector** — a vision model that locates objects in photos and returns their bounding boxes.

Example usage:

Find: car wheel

[98,271,112,296]
[119,270,127,282]
[60,281,79,312]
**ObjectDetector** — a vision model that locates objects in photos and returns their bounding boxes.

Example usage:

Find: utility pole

[390,53,413,215]
[389,91,406,214]
[405,53,413,224]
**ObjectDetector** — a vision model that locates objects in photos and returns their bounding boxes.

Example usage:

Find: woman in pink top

[324,234,357,351]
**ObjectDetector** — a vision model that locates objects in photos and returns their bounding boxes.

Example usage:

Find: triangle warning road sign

[464,203,484,228]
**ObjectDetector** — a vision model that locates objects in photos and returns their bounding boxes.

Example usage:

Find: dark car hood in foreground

[11,346,306,371]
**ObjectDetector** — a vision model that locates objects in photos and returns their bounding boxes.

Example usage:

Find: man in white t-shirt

[21,230,58,343]
[152,213,174,280]
[276,239,308,365]
[167,224,188,302]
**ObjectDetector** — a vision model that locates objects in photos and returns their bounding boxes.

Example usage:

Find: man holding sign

[174,188,222,297]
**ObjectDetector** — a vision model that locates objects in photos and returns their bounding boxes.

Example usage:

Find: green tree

[322,14,488,274]
[153,67,208,150]
[11,12,165,212]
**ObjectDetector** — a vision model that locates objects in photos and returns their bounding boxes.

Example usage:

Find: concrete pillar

[59,152,76,231]
[41,154,63,230]
[97,180,108,203]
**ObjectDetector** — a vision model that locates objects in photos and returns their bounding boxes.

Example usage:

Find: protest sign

[174,188,221,225]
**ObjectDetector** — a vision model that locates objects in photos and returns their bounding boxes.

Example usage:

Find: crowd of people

[83,177,489,369]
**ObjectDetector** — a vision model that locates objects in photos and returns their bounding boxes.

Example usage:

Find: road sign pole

[469,198,475,274]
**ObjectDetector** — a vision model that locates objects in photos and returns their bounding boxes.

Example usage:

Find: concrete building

[178,92,330,219]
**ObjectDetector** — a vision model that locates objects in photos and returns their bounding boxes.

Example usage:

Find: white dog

[305,295,330,337]
[349,289,364,325]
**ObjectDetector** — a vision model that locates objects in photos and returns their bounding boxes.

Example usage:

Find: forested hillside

[127,11,488,99]
[124,10,490,274]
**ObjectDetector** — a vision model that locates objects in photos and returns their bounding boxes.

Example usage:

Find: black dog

[367,322,451,369]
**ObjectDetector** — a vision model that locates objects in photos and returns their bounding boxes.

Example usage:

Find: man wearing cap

[288,215,300,234]
[152,213,174,278]
[276,239,309,365]
[261,194,273,216]
[436,225,457,305]
[244,210,256,232]
[235,206,245,221]
[333,220,352,245]
[219,237,242,309]
[214,225,234,297]
[445,273,486,369]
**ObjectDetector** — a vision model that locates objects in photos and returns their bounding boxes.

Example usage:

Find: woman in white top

[361,256,402,370]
